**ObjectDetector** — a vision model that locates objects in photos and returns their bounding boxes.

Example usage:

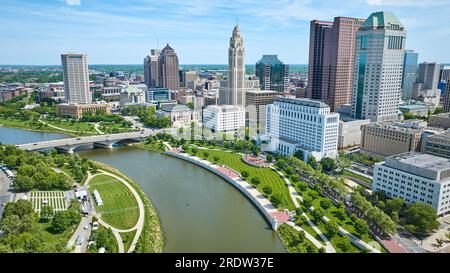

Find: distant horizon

[1,1,450,64]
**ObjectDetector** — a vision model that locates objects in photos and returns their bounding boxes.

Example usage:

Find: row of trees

[0,145,96,191]
[0,200,79,253]
[121,105,171,128]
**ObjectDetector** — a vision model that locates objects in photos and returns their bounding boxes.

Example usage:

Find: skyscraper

[306,20,333,100]
[61,53,91,104]
[443,81,450,113]
[351,11,406,122]
[255,55,289,92]
[158,44,180,91]
[322,17,365,111]
[401,50,418,99]
[306,17,365,111]
[144,49,160,88]
[412,62,440,99]
[220,25,246,108]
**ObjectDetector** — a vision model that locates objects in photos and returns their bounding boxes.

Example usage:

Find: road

[67,215,93,253]
[0,171,14,219]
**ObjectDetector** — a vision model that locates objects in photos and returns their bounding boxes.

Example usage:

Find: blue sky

[0,0,449,65]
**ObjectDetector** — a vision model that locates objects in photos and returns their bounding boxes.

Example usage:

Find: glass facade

[355,52,366,119]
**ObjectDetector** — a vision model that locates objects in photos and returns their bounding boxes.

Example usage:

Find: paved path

[85,170,145,253]
[93,123,104,135]
[38,119,80,133]
[272,167,336,253]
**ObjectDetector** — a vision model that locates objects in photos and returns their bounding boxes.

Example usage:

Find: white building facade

[202,105,245,132]
[61,53,91,104]
[266,97,339,161]
[373,152,450,216]
[351,12,406,122]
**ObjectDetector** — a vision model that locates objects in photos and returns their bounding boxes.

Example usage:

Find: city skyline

[1,0,450,65]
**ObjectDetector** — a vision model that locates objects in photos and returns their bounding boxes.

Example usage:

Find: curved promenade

[165,150,284,230]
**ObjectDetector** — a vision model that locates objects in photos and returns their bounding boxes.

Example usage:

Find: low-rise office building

[424,131,450,159]
[399,101,430,117]
[428,113,450,130]
[360,120,427,157]
[266,97,339,161]
[338,118,371,149]
[245,89,278,132]
[56,103,111,119]
[157,105,193,127]
[373,152,450,216]
[202,105,245,132]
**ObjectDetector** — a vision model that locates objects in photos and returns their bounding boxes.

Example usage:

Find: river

[0,127,285,253]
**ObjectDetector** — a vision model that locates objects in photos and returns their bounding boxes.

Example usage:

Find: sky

[0,0,449,65]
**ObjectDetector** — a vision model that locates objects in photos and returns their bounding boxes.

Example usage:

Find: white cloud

[66,0,81,6]
[366,0,449,7]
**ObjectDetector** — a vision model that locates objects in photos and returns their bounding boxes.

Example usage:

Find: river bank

[92,162,164,253]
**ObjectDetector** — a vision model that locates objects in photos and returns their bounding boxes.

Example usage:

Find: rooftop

[384,152,450,181]
[362,11,404,29]
[274,97,330,108]
[256,55,284,65]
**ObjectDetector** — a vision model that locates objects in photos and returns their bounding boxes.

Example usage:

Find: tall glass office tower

[401,50,418,99]
[255,55,289,92]
[351,11,406,122]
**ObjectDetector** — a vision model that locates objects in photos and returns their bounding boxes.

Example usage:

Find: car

[83,224,89,230]
[76,138,81,140]
[76,235,84,245]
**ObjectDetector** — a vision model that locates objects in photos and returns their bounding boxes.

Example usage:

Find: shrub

[263,185,272,195]
[251,176,261,186]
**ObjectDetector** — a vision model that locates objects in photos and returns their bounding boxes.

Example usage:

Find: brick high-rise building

[158,44,180,91]
[144,49,160,88]
[307,17,365,111]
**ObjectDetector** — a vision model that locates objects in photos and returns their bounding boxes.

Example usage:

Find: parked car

[76,235,84,245]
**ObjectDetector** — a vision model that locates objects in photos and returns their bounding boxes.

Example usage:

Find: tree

[51,209,81,233]
[191,147,198,155]
[266,154,273,163]
[251,176,261,186]
[213,155,220,162]
[290,174,300,183]
[297,181,308,192]
[294,150,304,161]
[354,219,369,236]
[12,174,35,191]
[40,205,54,220]
[270,194,281,207]
[320,199,332,210]
[241,170,249,179]
[385,197,405,216]
[403,203,440,238]
[321,157,336,172]
[251,146,259,157]
[337,236,352,252]
[263,185,272,195]
[303,195,313,208]
[312,207,325,221]
[307,156,318,169]
[325,220,339,237]
[203,151,209,158]
[335,208,347,222]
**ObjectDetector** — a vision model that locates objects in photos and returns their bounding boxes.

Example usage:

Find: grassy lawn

[93,162,164,253]
[342,170,372,184]
[133,141,167,153]
[191,148,295,211]
[38,219,78,253]
[45,119,97,134]
[120,230,137,252]
[89,174,139,230]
